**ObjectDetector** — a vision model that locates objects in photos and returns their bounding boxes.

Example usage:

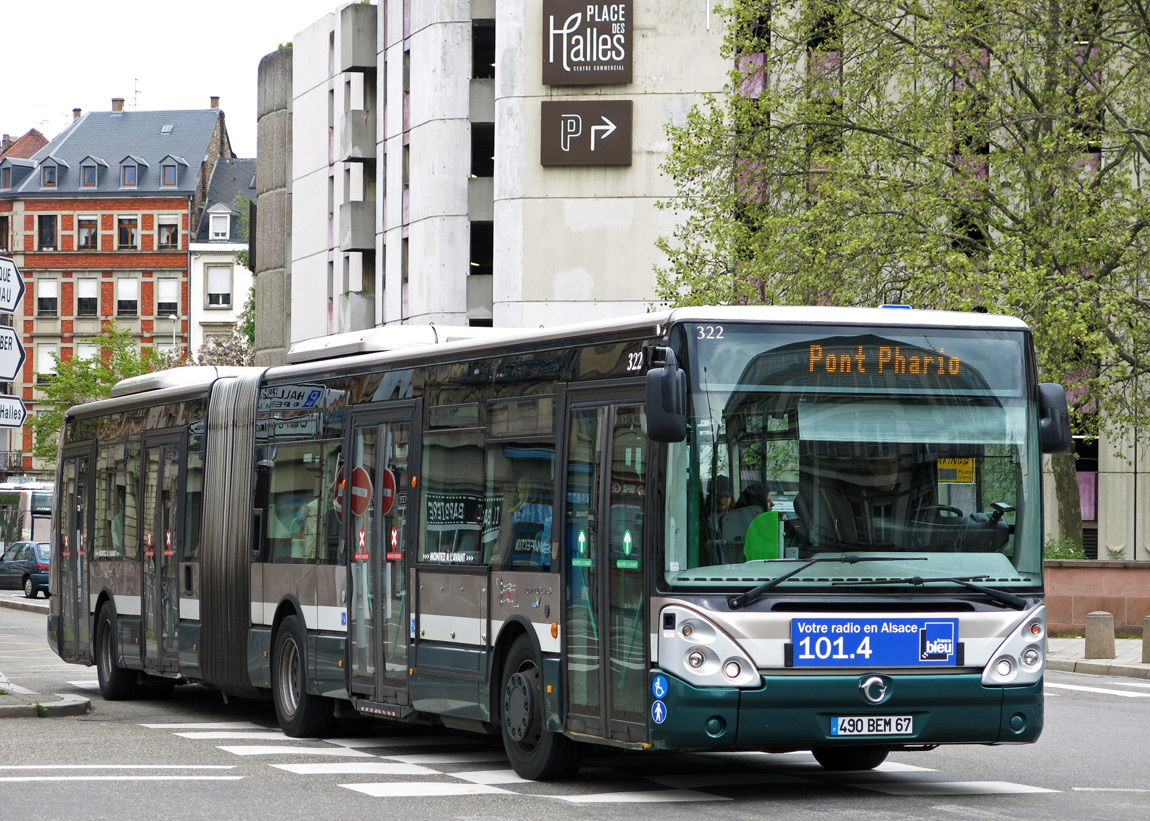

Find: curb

[1047,659,1150,679]
[0,693,91,719]
[0,597,50,615]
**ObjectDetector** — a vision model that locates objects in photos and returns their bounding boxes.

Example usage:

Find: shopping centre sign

[543,1,633,85]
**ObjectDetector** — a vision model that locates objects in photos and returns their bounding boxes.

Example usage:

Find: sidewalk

[1046,636,1150,679]
[0,594,90,718]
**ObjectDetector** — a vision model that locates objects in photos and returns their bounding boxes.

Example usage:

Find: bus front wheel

[96,607,140,701]
[272,615,334,738]
[499,635,581,781]
[811,746,889,771]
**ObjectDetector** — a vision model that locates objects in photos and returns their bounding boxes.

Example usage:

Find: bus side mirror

[1037,383,1072,454]
[647,347,687,443]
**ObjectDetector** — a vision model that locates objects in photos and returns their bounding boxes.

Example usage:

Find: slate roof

[0,109,223,197]
[195,157,257,242]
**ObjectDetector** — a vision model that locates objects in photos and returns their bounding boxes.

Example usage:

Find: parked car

[0,541,50,598]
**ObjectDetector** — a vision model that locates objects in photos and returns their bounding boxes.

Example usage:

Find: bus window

[420,430,485,565]
[485,443,555,570]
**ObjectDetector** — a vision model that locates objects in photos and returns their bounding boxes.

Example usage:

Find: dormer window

[161,163,177,186]
[122,163,137,187]
[81,165,96,186]
[1,166,11,189]
[210,213,231,240]
[42,165,57,187]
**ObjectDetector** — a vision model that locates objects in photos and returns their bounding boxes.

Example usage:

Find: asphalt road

[2,597,1148,821]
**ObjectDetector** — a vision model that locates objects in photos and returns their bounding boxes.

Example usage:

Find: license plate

[830,715,913,736]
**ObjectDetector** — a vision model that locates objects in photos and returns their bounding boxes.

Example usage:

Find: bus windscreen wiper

[727,555,927,610]
[831,575,1028,610]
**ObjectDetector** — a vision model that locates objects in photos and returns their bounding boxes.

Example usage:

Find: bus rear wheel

[500,635,581,781]
[272,615,334,738]
[811,746,889,771]
[96,607,140,701]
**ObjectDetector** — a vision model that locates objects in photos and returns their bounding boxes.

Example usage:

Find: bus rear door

[563,389,649,744]
[140,432,182,675]
[57,448,94,663]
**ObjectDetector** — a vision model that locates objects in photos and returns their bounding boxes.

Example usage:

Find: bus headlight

[658,605,760,689]
[982,605,1045,687]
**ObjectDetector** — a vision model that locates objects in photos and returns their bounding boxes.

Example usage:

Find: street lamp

[168,314,177,349]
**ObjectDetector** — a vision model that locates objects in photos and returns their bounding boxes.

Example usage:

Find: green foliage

[234,193,252,271]
[658,0,1150,544]
[29,323,181,461]
[1044,536,1087,560]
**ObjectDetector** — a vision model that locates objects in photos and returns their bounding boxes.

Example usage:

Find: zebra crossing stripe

[272,763,438,776]
[852,780,1057,795]
[216,745,374,757]
[343,782,511,797]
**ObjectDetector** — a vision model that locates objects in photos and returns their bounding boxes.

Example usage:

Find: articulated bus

[49,307,1072,778]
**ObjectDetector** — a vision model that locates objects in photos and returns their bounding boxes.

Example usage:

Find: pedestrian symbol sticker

[652,674,668,699]
[651,700,667,724]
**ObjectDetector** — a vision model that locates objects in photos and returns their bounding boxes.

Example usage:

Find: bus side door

[140,431,183,675]
[562,389,649,744]
[346,403,419,709]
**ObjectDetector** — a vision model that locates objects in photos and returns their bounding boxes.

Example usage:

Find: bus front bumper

[647,669,1042,751]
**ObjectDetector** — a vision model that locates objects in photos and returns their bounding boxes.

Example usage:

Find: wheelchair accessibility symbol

[652,674,668,699]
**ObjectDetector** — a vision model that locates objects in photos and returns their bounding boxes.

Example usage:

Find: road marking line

[1071,787,1150,792]
[851,780,1057,795]
[175,731,290,740]
[549,789,730,803]
[382,751,509,765]
[273,763,438,776]
[217,745,373,757]
[1046,682,1150,698]
[0,776,243,782]
[323,735,482,749]
[343,782,512,797]
[141,722,266,729]
[0,765,235,770]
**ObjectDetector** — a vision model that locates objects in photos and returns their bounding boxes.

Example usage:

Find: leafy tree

[29,323,181,460]
[657,0,1150,549]
[234,193,252,271]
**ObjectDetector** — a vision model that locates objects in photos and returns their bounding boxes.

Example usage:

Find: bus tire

[811,746,889,771]
[23,576,37,598]
[272,615,334,738]
[500,634,581,781]
[96,607,140,701]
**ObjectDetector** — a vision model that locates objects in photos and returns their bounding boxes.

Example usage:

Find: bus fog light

[1021,647,1041,667]
[687,649,706,668]
[724,661,741,679]
[681,624,694,638]
[995,657,1013,677]
[1027,621,1044,638]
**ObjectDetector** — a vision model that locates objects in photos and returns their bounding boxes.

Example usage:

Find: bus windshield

[663,323,1043,592]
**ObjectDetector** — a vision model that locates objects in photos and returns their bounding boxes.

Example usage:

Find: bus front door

[563,394,649,744]
[347,405,418,710]
[57,449,93,663]
[140,438,181,674]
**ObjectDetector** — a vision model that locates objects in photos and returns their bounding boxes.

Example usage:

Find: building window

[158,217,179,249]
[470,221,493,276]
[36,344,58,383]
[0,166,10,189]
[77,216,98,250]
[76,280,99,316]
[472,20,496,79]
[36,280,58,317]
[0,215,8,251]
[117,217,138,249]
[41,165,57,187]
[161,163,177,186]
[210,213,230,240]
[206,265,232,308]
[75,342,99,360]
[38,215,57,250]
[81,164,97,187]
[156,279,179,316]
[471,124,495,177]
[122,163,137,187]
[116,278,139,316]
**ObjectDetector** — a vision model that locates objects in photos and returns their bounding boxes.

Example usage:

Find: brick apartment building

[0,98,235,473]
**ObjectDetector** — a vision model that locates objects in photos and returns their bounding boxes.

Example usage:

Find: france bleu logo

[920,621,955,662]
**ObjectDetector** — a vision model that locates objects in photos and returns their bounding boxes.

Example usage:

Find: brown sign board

[541,100,633,167]
[542,1,633,86]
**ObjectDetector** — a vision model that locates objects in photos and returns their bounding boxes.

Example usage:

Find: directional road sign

[0,326,25,382]
[0,395,26,428]
[0,257,25,313]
